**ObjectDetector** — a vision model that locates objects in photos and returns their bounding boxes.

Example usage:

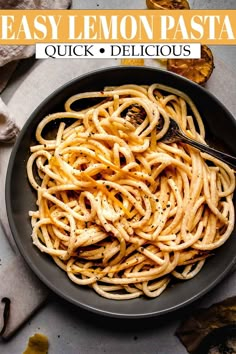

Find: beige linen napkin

[0,97,19,143]
[0,0,71,143]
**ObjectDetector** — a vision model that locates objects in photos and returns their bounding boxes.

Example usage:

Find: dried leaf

[176,297,236,353]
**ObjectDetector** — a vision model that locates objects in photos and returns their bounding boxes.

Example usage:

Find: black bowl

[5,66,236,318]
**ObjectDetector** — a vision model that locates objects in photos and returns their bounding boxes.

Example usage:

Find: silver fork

[159,117,236,169]
[126,105,236,169]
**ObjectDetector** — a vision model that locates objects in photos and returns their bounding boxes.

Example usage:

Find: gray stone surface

[0,1,236,353]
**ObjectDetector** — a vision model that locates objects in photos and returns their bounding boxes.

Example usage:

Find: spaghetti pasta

[27,83,235,300]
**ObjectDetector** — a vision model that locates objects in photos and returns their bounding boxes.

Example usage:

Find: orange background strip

[0,10,235,45]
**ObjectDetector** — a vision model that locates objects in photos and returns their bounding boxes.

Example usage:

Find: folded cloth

[0,221,50,339]
[0,97,20,143]
[0,0,71,143]
[0,0,71,9]
[0,0,71,81]
[176,296,236,354]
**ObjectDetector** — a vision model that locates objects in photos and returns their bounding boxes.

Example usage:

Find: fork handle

[181,134,236,169]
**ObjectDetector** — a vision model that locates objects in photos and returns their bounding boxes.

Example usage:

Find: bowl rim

[5,65,236,318]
